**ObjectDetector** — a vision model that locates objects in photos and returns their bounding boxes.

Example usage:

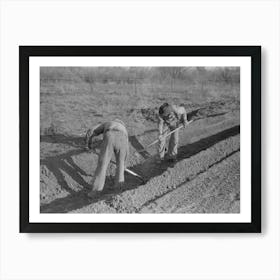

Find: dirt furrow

[71,134,240,213]
[140,151,240,213]
[40,113,239,209]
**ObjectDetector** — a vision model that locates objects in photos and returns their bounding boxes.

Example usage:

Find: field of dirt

[40,68,240,214]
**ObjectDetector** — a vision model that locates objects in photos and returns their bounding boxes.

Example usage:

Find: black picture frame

[20,46,261,233]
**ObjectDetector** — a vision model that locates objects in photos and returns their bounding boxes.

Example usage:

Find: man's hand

[183,118,193,128]
[183,121,188,128]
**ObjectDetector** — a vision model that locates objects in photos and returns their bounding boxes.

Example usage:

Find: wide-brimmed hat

[159,103,173,117]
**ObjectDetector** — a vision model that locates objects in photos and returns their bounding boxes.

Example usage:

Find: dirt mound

[141,152,240,213]
[126,107,158,124]
[140,108,158,122]
[126,103,230,125]
[186,99,239,121]
[134,99,240,124]
[71,134,240,213]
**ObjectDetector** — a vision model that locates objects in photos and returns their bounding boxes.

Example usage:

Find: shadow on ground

[40,133,153,196]
[40,134,85,147]
[40,125,240,213]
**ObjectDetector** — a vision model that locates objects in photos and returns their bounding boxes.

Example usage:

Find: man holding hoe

[85,119,129,198]
[158,103,189,162]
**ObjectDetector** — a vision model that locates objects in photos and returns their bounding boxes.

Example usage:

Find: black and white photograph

[20,46,260,232]
[40,66,241,214]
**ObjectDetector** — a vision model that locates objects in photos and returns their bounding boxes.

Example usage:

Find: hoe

[135,120,193,154]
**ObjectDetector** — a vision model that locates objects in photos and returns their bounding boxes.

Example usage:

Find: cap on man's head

[159,103,173,117]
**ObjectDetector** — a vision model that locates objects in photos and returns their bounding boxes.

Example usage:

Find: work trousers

[92,130,129,191]
[158,128,179,160]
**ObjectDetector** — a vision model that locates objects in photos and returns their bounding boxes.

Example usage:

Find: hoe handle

[137,120,193,153]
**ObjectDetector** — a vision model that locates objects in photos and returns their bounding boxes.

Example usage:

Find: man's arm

[173,106,188,127]
[92,123,105,136]
[85,123,104,149]
[181,108,188,127]
[158,116,165,138]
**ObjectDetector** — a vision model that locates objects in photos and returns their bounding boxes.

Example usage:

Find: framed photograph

[20,46,261,233]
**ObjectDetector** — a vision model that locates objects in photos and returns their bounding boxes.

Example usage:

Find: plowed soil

[40,100,240,213]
